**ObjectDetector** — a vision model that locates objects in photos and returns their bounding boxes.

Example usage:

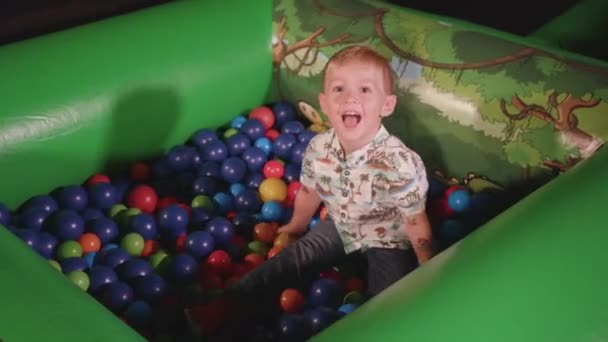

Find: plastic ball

[305,307,341,334]
[127,185,158,214]
[190,128,218,149]
[19,206,49,230]
[149,250,170,273]
[78,232,101,254]
[198,160,221,178]
[338,303,358,315]
[447,189,471,212]
[85,173,111,188]
[259,178,288,202]
[52,210,85,241]
[230,115,247,129]
[223,127,238,139]
[254,137,273,156]
[202,140,229,162]
[229,183,246,197]
[265,128,280,141]
[241,146,268,172]
[298,130,316,144]
[273,134,297,159]
[206,250,232,276]
[129,162,150,183]
[120,233,145,256]
[133,273,167,303]
[102,281,134,312]
[168,253,198,282]
[240,119,266,140]
[68,270,90,291]
[220,157,247,183]
[309,278,343,309]
[56,240,83,260]
[88,183,118,210]
[88,217,119,244]
[56,185,88,211]
[226,133,251,156]
[283,164,301,184]
[261,201,283,221]
[124,300,152,328]
[212,192,234,214]
[233,188,262,213]
[280,288,305,313]
[278,313,309,341]
[157,204,189,238]
[263,159,285,179]
[60,257,88,274]
[253,222,277,244]
[118,258,154,282]
[290,142,308,165]
[37,231,59,259]
[245,172,265,189]
[81,208,103,222]
[243,252,265,269]
[274,232,295,248]
[128,213,157,240]
[273,101,297,128]
[190,207,212,227]
[89,266,119,294]
[191,195,214,210]
[99,247,131,269]
[249,106,275,130]
[23,195,59,215]
[205,217,234,245]
[185,231,215,259]
[281,120,305,136]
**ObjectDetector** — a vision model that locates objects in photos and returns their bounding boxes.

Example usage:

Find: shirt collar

[331,125,390,165]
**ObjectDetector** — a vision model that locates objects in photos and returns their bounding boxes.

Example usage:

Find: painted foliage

[271,0,608,192]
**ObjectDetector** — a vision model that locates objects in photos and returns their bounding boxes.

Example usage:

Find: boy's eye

[332,86,343,92]
[361,87,371,93]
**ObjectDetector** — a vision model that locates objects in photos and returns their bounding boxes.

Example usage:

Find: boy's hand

[277,222,308,236]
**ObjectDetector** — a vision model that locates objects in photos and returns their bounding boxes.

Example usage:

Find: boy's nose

[344,91,359,104]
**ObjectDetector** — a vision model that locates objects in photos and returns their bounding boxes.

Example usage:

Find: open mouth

[342,111,361,128]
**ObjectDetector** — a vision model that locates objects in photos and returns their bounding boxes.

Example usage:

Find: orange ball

[274,232,294,248]
[244,253,265,269]
[280,288,305,313]
[267,245,284,258]
[78,233,101,253]
[141,240,160,257]
[259,178,287,202]
[254,223,277,244]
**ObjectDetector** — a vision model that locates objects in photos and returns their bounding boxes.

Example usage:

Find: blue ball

[309,216,320,229]
[212,192,234,214]
[305,307,342,334]
[56,185,88,211]
[84,252,97,268]
[166,145,195,172]
[23,195,59,215]
[52,210,85,241]
[226,133,251,156]
[242,146,268,172]
[230,115,248,129]
[202,140,229,162]
[273,101,296,128]
[37,231,58,259]
[192,175,217,196]
[309,278,343,309]
[298,130,316,145]
[220,157,247,183]
[13,228,39,250]
[60,257,88,274]
[231,212,255,238]
[205,217,234,245]
[88,183,118,210]
[234,188,262,213]
[198,161,221,178]
[185,231,215,259]
[278,314,309,340]
[89,265,118,294]
[190,207,212,227]
[447,189,471,212]
[273,134,297,159]
[80,208,104,222]
[229,183,246,197]
[338,303,358,314]
[290,142,308,165]
[281,120,305,136]
[111,175,131,203]
[284,163,302,183]
[157,204,189,238]
[261,201,283,221]
[168,253,198,283]
[99,247,131,269]
[19,206,49,230]
[190,128,218,149]
[129,213,157,240]
[241,119,266,140]
[245,172,264,189]
[254,137,273,156]
[124,300,152,328]
[133,273,167,303]
[88,217,119,244]
[102,281,134,312]
[0,202,10,226]
[118,258,154,282]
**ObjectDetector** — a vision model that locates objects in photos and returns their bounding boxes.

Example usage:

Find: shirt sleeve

[392,148,429,216]
[299,134,319,189]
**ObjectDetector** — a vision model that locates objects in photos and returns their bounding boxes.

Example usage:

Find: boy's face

[319,61,396,154]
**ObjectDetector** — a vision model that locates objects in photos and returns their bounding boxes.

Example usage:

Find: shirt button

[342,191,348,197]
[340,212,346,218]
[344,170,350,176]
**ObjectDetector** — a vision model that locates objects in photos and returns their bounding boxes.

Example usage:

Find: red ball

[249,106,275,130]
[85,174,110,188]
[263,160,284,179]
[130,162,150,183]
[265,129,280,141]
[243,253,264,269]
[156,196,178,211]
[127,185,158,214]
[319,268,342,285]
[287,181,301,202]
[230,235,248,249]
[280,288,305,313]
[175,233,188,253]
[344,276,365,293]
[231,262,250,277]
[206,250,232,276]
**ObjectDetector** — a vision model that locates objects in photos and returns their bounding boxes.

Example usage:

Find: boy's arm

[277,185,322,235]
[403,211,436,264]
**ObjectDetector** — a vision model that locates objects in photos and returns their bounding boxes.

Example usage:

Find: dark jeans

[225,220,417,305]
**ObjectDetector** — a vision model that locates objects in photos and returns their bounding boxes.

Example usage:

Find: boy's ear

[381,94,397,117]
[318,93,329,116]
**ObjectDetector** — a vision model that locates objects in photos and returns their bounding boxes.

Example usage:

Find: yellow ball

[309,123,327,133]
[259,178,288,202]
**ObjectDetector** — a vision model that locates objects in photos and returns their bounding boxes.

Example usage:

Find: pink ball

[249,106,275,130]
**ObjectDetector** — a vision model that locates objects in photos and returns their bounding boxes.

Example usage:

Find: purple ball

[168,253,198,283]
[226,133,252,156]
[241,146,268,172]
[37,231,59,259]
[99,247,131,269]
[118,258,154,282]
[166,145,195,172]
[284,163,302,183]
[102,281,134,312]
[19,206,49,230]
[128,213,157,240]
[298,130,317,145]
[245,172,264,189]
[88,217,119,244]
[198,161,221,178]
[133,273,167,303]
[185,231,215,259]
[56,185,88,211]
[273,134,297,159]
[205,217,234,245]
[88,183,118,210]
[240,119,266,140]
[281,120,305,136]
[290,142,308,165]
[190,128,218,149]
[202,140,229,162]
[272,101,296,129]
[220,157,247,183]
[60,257,88,274]
[192,175,217,196]
[52,210,85,241]
[157,204,189,238]
[89,265,119,294]
[23,195,59,215]
[234,188,262,213]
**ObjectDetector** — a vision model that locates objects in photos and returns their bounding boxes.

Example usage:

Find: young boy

[226,45,435,306]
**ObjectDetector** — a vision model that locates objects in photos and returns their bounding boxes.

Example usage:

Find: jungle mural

[270,0,608,193]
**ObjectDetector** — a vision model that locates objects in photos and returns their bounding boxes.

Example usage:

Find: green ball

[223,128,238,139]
[248,240,269,256]
[121,232,145,256]
[56,240,83,260]
[49,259,62,272]
[149,250,170,272]
[191,195,214,209]
[117,208,142,228]
[68,271,90,291]
[109,204,128,219]
[344,291,366,305]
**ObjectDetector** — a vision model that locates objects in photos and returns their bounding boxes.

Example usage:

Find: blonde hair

[323,45,394,94]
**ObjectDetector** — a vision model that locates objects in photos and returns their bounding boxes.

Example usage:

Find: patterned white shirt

[301,125,429,253]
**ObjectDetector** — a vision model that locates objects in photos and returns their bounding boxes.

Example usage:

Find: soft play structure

[1,0,607,341]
